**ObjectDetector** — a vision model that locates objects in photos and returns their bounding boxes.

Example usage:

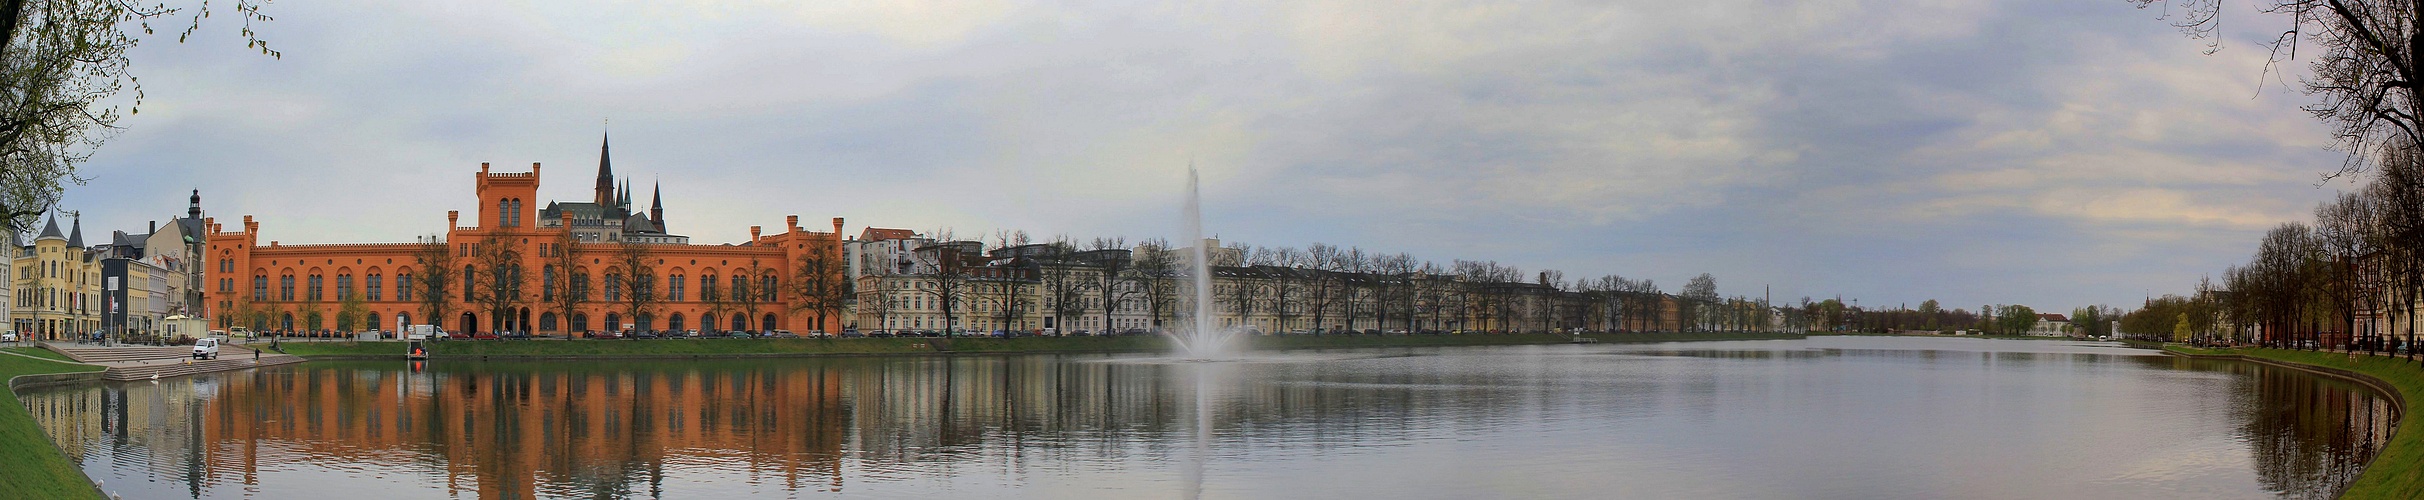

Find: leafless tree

[467,233,528,335]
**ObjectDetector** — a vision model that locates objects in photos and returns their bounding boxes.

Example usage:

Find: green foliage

[1995,305,2038,335]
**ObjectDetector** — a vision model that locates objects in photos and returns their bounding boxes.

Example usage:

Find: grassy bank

[2164,345,2424,499]
[1,346,73,363]
[272,331,1802,359]
[0,352,105,500]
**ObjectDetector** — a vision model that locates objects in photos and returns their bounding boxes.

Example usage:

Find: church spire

[650,181,664,232]
[595,131,615,206]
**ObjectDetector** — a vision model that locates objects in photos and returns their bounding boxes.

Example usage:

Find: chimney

[786,215,799,232]
[750,226,762,241]
[448,210,460,228]
[831,217,844,236]
[149,221,156,233]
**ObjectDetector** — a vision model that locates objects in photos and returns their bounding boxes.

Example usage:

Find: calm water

[16,337,2398,499]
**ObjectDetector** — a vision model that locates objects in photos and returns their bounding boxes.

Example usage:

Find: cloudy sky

[61,0,2350,313]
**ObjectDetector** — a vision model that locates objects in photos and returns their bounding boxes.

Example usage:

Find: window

[605,273,622,302]
[498,199,510,227]
[307,275,324,302]
[336,274,354,300]
[701,275,718,302]
[543,266,556,301]
[670,275,685,302]
[463,265,474,297]
[367,274,384,301]
[398,275,414,302]
[279,275,295,301]
[761,275,777,302]
[254,276,268,301]
[572,272,589,302]
[220,259,233,273]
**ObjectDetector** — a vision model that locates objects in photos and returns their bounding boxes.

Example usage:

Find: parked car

[727,331,754,339]
[768,330,799,338]
[0,332,15,342]
[192,338,222,359]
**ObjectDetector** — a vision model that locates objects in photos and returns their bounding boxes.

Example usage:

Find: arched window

[570,313,587,332]
[280,275,296,301]
[604,272,622,302]
[701,314,717,333]
[731,314,747,332]
[367,273,384,301]
[761,275,777,302]
[398,312,412,327]
[543,265,557,301]
[637,313,654,332]
[539,312,557,331]
[463,265,475,296]
[763,313,778,332]
[669,313,685,332]
[605,312,621,331]
[498,199,511,227]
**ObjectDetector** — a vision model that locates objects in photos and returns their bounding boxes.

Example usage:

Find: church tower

[594,132,615,207]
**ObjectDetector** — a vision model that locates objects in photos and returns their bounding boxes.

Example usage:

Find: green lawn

[269,331,1802,359]
[2165,346,2424,499]
[1,346,74,363]
[0,353,105,500]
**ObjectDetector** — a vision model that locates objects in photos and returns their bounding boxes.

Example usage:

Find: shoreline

[0,348,109,500]
[270,331,1807,360]
[2162,346,2422,499]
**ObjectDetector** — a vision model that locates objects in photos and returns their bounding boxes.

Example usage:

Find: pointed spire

[595,131,616,206]
[650,181,665,232]
[36,215,62,241]
[65,213,83,247]
[188,189,202,220]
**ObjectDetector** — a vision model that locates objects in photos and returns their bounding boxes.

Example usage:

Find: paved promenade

[37,342,305,381]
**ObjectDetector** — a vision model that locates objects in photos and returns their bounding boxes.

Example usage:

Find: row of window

[241,268,779,303]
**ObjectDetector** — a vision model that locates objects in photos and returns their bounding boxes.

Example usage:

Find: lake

[17,336,2396,499]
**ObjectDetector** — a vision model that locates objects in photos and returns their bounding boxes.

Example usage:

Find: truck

[405,324,441,341]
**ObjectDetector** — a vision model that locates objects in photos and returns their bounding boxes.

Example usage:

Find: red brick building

[203,136,849,336]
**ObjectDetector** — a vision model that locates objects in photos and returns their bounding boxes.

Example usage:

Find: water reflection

[15,337,2398,499]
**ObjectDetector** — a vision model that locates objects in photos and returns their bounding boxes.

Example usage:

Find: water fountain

[1174,165,1240,359]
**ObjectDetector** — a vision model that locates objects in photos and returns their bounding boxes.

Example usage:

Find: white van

[192,338,221,360]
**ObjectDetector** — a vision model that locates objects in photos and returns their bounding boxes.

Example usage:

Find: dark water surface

[17,337,2398,499]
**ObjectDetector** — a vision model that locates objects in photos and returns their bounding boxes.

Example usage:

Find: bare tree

[467,233,528,335]
[611,241,659,334]
[789,234,850,334]
[1037,238,1094,334]
[1132,238,1180,332]
[544,236,585,338]
[2138,0,2424,179]
[410,235,455,333]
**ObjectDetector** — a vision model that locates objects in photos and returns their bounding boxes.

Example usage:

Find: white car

[0,332,16,342]
[192,338,221,360]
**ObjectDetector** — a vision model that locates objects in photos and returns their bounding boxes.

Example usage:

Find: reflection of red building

[202,135,850,336]
[191,365,851,498]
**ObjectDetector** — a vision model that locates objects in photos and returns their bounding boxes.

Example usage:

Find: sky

[57,0,2356,314]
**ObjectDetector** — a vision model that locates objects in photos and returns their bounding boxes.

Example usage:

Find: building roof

[860,227,918,241]
[2038,313,2069,322]
[65,215,83,247]
[35,215,61,241]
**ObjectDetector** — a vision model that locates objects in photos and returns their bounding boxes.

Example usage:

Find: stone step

[49,346,197,364]
[100,355,306,381]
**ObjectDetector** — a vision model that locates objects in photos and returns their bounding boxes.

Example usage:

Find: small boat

[406,337,429,360]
